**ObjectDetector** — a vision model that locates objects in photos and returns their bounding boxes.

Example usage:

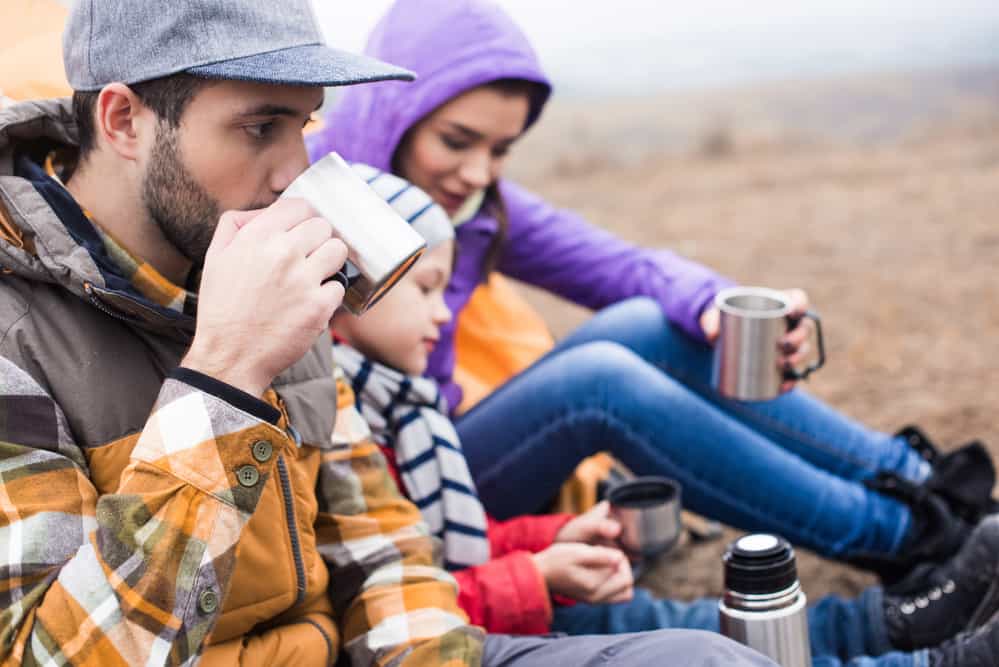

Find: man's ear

[94,83,153,161]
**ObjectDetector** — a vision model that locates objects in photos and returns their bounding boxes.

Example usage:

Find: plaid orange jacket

[0,99,484,666]
[0,357,484,666]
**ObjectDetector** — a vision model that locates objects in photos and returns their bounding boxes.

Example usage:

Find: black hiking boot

[927,610,999,667]
[896,425,999,524]
[845,472,970,593]
[886,515,999,651]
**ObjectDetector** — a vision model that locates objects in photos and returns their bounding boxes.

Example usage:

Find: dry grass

[503,66,999,601]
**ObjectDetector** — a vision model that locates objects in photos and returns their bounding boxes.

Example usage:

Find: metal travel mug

[281,152,427,315]
[711,286,826,401]
[719,534,812,667]
[607,476,683,562]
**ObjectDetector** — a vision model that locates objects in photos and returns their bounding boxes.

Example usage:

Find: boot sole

[968,577,999,630]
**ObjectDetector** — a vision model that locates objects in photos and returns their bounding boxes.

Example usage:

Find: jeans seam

[497,405,850,556]
[658,360,887,476]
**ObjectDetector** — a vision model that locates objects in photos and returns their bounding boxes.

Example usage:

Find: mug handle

[323,271,350,288]
[783,310,826,381]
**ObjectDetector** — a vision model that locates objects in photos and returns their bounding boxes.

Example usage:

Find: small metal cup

[608,476,682,562]
[281,152,427,315]
[711,286,826,402]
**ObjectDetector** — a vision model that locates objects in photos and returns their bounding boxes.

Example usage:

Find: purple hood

[308,0,551,168]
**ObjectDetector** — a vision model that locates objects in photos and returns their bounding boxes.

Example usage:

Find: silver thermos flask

[719,534,812,667]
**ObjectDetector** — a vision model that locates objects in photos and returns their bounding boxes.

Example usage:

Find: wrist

[531,551,551,583]
[183,340,269,398]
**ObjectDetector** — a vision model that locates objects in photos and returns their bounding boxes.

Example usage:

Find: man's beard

[141,124,221,268]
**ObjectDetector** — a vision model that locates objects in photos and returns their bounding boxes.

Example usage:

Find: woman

[307,0,994,587]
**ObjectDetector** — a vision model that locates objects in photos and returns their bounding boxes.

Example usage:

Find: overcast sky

[313,1,999,95]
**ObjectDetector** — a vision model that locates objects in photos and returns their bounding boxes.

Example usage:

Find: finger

[588,500,611,519]
[700,306,721,344]
[784,288,810,317]
[785,342,812,367]
[318,280,347,322]
[241,198,319,238]
[591,562,634,603]
[781,318,813,346]
[210,208,265,253]
[575,545,627,569]
[305,238,349,283]
[603,585,635,604]
[284,217,334,258]
[783,323,810,345]
[598,518,622,540]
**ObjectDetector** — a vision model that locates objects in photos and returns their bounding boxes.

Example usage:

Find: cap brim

[186,44,414,87]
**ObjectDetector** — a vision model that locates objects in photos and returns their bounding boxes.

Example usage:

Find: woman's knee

[597,297,666,335]
[557,341,650,386]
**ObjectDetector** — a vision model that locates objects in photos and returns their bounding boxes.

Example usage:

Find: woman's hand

[702,288,814,394]
[777,288,814,394]
[532,543,634,604]
[554,501,621,547]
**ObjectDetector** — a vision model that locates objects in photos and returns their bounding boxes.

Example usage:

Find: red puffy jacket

[378,445,573,634]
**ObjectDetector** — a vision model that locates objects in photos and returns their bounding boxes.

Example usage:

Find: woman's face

[396,86,530,216]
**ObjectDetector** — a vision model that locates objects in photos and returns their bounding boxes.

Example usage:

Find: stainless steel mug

[281,152,427,315]
[711,286,826,401]
[719,534,812,667]
[607,476,682,562]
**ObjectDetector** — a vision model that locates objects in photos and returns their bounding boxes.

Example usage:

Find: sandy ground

[501,67,999,602]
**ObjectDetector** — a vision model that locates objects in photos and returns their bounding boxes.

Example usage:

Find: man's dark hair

[73,74,211,158]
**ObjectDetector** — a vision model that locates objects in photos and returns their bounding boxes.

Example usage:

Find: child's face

[335,240,454,375]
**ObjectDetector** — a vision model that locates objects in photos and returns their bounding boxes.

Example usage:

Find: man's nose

[271,142,310,195]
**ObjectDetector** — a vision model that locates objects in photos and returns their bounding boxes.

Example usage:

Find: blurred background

[7,0,999,601]
[318,1,999,600]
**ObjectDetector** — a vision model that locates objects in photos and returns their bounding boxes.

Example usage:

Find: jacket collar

[0,99,195,338]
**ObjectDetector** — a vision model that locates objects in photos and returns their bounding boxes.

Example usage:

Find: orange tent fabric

[453,274,555,412]
[1,0,71,102]
[454,274,614,513]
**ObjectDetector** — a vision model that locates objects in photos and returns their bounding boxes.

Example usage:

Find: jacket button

[251,439,273,463]
[198,589,219,614]
[236,465,260,487]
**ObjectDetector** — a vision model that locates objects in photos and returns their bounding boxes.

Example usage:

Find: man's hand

[554,501,621,547]
[532,543,633,604]
[183,198,347,397]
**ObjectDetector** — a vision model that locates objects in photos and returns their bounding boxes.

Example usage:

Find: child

[332,164,999,667]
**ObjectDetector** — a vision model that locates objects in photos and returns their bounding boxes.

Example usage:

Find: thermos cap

[724,534,799,595]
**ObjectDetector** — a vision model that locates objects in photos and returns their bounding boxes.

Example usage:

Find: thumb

[576,545,626,569]
[210,209,265,252]
[700,305,721,344]
[598,518,622,540]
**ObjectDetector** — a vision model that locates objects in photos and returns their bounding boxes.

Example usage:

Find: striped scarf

[333,342,490,570]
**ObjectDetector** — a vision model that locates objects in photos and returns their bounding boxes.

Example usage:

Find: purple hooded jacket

[308,0,733,411]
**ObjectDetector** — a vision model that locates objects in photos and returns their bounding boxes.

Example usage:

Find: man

[0,1,780,665]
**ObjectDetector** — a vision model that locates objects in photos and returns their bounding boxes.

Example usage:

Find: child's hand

[532,543,633,604]
[554,501,621,548]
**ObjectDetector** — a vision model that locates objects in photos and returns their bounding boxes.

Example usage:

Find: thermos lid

[723,534,798,595]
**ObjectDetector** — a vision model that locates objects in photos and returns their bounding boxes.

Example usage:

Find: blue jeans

[551,587,929,667]
[455,297,932,559]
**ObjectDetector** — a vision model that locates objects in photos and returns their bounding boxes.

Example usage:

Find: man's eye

[246,122,275,139]
[492,145,511,158]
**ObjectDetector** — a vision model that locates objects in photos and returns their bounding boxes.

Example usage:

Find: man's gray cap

[63,0,415,91]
